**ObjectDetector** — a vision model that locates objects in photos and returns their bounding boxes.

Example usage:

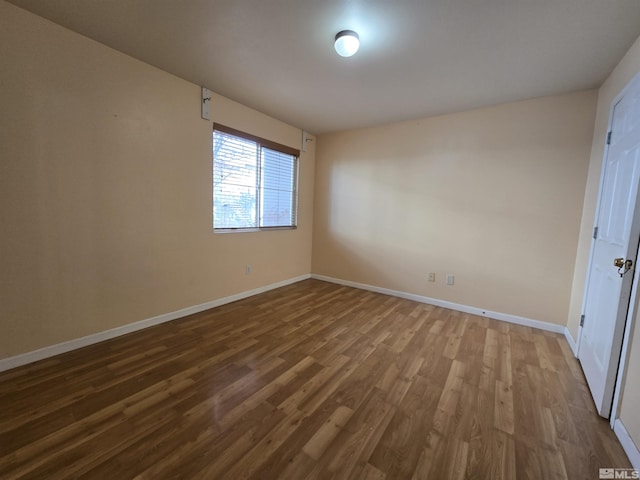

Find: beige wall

[0,1,314,358]
[567,34,640,452]
[2,0,638,454]
[313,91,597,326]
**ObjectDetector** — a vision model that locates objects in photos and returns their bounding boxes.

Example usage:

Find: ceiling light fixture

[334,30,360,57]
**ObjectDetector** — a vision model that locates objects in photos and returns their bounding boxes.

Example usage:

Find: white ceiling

[8,0,640,134]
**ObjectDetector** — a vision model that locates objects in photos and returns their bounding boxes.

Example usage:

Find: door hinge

[607,131,612,145]
[580,314,585,327]
[593,226,598,239]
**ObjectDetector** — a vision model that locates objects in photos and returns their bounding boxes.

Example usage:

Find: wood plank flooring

[0,279,632,479]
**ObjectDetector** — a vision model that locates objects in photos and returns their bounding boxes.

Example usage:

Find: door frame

[610,239,640,426]
[577,70,640,423]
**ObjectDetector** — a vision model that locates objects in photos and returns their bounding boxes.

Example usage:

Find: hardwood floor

[0,279,631,479]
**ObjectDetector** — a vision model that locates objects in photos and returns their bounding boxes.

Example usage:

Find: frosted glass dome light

[334,30,360,57]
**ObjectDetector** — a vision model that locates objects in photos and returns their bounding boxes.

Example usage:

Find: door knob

[614,258,634,277]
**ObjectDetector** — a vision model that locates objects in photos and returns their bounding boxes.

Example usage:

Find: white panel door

[579,74,640,418]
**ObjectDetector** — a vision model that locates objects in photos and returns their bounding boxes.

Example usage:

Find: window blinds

[213,125,299,230]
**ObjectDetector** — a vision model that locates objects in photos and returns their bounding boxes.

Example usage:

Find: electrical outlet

[446,274,454,285]
[245,264,252,275]
[428,273,436,282]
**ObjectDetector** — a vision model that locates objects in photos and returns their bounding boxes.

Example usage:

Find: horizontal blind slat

[260,147,297,228]
[213,131,258,229]
[213,129,298,230]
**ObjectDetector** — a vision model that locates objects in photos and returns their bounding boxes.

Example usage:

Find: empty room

[2,0,640,478]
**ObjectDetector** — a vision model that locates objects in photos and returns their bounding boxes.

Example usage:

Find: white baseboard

[0,274,311,373]
[614,418,640,470]
[0,273,574,372]
[564,328,579,357]
[311,274,565,334]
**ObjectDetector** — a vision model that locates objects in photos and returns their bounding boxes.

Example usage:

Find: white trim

[613,418,640,470]
[577,72,640,357]
[311,274,565,334]
[577,117,612,357]
[579,70,640,418]
[0,274,311,373]
[564,327,579,357]
[611,242,640,426]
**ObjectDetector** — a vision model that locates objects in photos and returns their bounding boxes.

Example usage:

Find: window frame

[213,123,300,233]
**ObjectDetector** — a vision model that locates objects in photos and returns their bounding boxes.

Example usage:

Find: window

[213,124,299,231]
